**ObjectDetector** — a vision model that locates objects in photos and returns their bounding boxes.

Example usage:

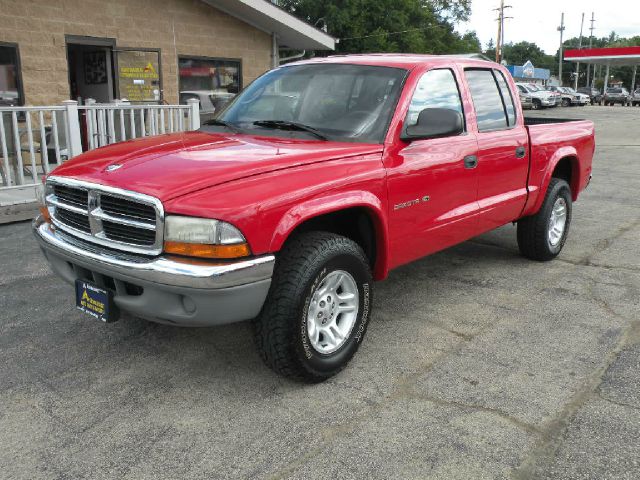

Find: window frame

[493,69,518,128]
[403,67,467,137]
[464,67,517,133]
[0,41,25,106]
[177,55,243,95]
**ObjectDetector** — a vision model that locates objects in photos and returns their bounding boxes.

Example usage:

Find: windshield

[608,88,622,93]
[525,85,538,93]
[214,64,407,143]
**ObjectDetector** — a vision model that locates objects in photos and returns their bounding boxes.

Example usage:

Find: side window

[406,69,463,127]
[465,69,510,132]
[494,70,516,126]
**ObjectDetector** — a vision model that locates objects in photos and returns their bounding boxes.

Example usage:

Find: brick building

[0,0,335,107]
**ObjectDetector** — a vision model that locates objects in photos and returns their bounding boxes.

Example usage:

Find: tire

[517,178,572,261]
[562,98,570,107]
[532,99,541,110]
[253,231,373,382]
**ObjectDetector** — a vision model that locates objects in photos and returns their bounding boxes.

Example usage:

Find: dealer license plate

[75,279,119,323]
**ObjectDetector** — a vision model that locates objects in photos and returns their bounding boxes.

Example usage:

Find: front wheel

[532,99,541,110]
[562,98,571,107]
[517,178,572,261]
[253,232,373,382]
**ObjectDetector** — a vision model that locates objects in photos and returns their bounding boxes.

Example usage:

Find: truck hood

[50,131,383,201]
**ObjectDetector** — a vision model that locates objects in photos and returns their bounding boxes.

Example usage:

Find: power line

[340,27,432,41]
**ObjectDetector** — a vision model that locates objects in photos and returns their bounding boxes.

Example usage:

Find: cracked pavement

[1,106,639,479]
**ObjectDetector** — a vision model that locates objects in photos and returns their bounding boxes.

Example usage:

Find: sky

[457,0,640,54]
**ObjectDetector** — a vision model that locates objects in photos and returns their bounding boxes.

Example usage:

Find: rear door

[386,67,480,268]
[464,68,530,231]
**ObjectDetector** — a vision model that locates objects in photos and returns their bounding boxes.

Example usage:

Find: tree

[278,0,480,56]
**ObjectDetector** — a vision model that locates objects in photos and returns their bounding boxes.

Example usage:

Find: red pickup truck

[34,55,594,382]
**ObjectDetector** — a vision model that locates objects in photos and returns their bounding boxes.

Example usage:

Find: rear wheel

[253,232,373,382]
[517,178,572,261]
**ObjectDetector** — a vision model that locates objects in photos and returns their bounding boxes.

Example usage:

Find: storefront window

[178,56,241,95]
[0,43,23,106]
[116,49,162,103]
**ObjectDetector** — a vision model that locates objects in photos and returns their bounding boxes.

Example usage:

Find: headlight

[163,216,250,259]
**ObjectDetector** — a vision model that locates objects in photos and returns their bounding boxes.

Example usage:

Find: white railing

[81,99,199,149]
[0,99,200,208]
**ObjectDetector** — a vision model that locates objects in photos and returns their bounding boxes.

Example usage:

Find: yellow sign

[117,51,161,102]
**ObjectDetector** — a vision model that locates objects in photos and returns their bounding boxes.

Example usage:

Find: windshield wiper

[202,118,243,134]
[253,120,328,140]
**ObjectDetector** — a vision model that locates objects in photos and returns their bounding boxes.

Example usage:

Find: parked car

[515,83,556,109]
[536,85,563,106]
[603,87,630,106]
[547,86,573,106]
[577,86,602,105]
[35,55,595,382]
[557,87,590,106]
[630,89,640,106]
[519,91,533,109]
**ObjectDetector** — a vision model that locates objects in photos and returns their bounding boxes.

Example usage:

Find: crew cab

[34,55,594,382]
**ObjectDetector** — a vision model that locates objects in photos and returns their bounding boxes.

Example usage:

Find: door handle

[515,146,526,158]
[464,155,478,169]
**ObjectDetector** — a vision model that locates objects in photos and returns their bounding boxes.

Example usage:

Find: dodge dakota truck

[34,55,594,382]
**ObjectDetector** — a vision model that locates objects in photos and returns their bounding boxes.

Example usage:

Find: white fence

[0,99,200,208]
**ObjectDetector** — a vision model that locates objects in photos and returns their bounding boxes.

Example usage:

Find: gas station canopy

[564,46,640,66]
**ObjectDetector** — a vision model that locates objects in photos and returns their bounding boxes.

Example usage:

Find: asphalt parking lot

[1,104,639,479]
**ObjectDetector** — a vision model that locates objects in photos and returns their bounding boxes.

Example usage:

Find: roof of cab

[284,53,497,70]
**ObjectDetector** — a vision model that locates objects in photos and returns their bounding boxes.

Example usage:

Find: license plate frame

[75,279,119,323]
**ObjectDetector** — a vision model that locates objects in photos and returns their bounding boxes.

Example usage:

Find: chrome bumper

[33,217,275,326]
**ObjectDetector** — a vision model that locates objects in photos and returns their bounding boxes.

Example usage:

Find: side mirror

[401,108,463,141]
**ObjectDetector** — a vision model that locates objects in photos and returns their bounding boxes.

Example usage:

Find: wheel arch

[269,191,389,280]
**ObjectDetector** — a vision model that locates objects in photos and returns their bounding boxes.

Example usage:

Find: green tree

[279,0,479,56]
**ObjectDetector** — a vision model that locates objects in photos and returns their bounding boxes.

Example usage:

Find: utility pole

[494,0,512,63]
[557,12,565,85]
[586,12,595,87]
[574,12,585,90]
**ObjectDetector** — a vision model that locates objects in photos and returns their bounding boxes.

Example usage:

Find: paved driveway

[1,105,639,479]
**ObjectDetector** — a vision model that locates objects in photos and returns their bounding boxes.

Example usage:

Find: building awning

[204,0,336,50]
[564,46,640,66]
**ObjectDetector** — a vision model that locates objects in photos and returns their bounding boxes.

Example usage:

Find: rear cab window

[464,69,517,132]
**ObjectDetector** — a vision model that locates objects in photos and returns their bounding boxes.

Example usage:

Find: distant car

[519,91,533,109]
[547,86,574,107]
[560,87,590,106]
[515,83,556,109]
[577,87,602,105]
[603,87,630,106]
[537,85,563,106]
[630,89,640,106]
[179,90,237,123]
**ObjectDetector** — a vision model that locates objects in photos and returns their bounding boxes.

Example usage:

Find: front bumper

[33,217,275,326]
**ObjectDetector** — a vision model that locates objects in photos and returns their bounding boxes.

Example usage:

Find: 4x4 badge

[105,164,122,172]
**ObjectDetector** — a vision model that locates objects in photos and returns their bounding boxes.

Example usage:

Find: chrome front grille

[46,177,164,255]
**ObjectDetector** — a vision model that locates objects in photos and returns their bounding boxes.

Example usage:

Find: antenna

[558,12,565,85]
[586,12,595,87]
[575,12,585,90]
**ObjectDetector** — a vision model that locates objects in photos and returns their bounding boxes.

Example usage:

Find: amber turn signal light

[39,206,51,223]
[163,241,251,259]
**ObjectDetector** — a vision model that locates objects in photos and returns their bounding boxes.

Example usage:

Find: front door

[464,68,530,231]
[386,68,480,269]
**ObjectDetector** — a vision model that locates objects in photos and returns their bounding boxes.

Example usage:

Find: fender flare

[527,146,579,215]
[269,190,390,280]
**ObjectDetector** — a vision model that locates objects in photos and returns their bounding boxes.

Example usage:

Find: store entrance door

[66,36,116,104]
